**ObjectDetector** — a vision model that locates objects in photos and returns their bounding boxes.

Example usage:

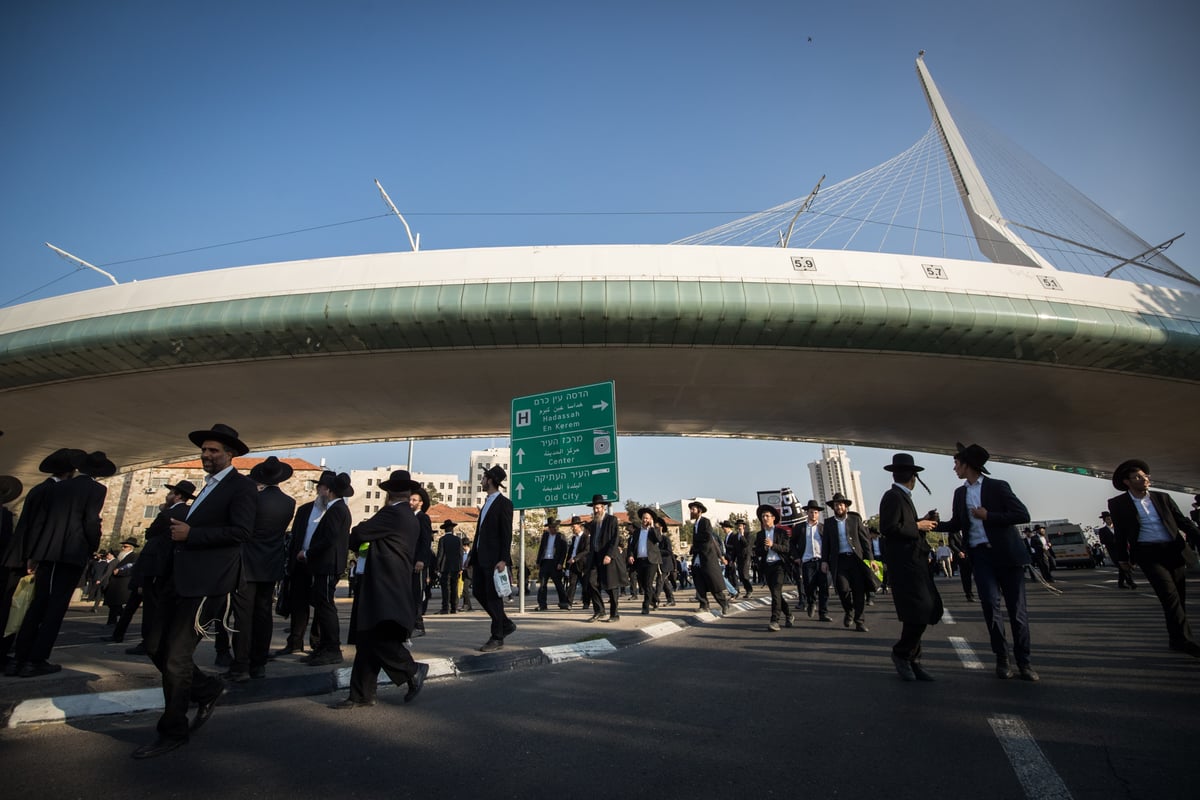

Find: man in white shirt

[791,499,831,621]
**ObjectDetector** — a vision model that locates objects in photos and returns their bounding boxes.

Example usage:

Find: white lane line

[949,635,984,669]
[988,714,1074,800]
[942,609,955,625]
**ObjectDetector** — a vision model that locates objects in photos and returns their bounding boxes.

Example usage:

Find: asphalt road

[2,568,1197,799]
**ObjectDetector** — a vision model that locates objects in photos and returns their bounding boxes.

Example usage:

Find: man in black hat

[625,508,663,615]
[1095,511,1135,589]
[564,515,590,611]
[1107,459,1200,657]
[687,500,730,614]
[586,494,626,621]
[467,464,514,650]
[934,443,1037,680]
[791,499,831,621]
[535,517,570,611]
[435,520,462,614]
[1029,524,1055,585]
[9,448,109,678]
[459,538,473,611]
[879,453,942,682]
[101,539,139,625]
[755,504,793,631]
[133,424,257,758]
[726,519,754,600]
[114,480,196,653]
[820,492,874,632]
[331,470,429,709]
[0,474,27,668]
[285,470,353,666]
[223,457,297,681]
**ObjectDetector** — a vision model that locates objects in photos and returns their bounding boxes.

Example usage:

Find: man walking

[435,520,462,614]
[755,504,793,632]
[564,515,590,610]
[286,471,353,666]
[626,508,663,615]
[1096,511,1136,589]
[587,495,625,622]
[791,499,831,621]
[935,442,1038,681]
[821,492,874,632]
[468,465,514,651]
[535,517,570,610]
[688,501,730,614]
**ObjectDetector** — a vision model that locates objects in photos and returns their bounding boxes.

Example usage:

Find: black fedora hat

[635,507,658,521]
[1099,511,1111,520]
[1111,459,1149,491]
[825,492,853,509]
[953,442,991,475]
[480,464,506,489]
[0,475,23,505]
[315,470,355,498]
[38,447,86,474]
[379,469,419,493]
[165,480,197,500]
[589,494,610,505]
[568,515,583,526]
[249,456,293,486]
[884,453,924,473]
[802,499,823,512]
[687,500,707,513]
[188,423,249,456]
[440,519,458,531]
[79,451,117,478]
[756,504,780,521]
[120,538,139,548]
[719,519,734,529]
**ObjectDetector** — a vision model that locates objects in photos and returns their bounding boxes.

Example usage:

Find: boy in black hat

[754,504,792,631]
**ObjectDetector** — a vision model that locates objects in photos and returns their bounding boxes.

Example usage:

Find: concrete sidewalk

[3,586,788,727]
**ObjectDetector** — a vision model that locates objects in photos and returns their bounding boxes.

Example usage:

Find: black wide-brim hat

[315,470,356,498]
[440,519,458,531]
[249,456,293,486]
[954,442,991,475]
[1111,459,1150,491]
[568,515,583,525]
[802,499,823,511]
[165,480,197,500]
[719,520,734,528]
[884,453,924,473]
[121,538,139,548]
[635,507,658,522]
[0,475,23,505]
[825,493,853,509]
[589,494,610,505]
[79,451,117,478]
[756,504,780,520]
[379,469,419,493]
[480,464,506,489]
[188,423,250,457]
[687,500,707,513]
[39,447,87,475]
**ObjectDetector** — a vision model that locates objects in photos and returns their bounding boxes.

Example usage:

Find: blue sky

[2,1,1196,523]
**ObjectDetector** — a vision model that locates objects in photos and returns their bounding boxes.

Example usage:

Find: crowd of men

[2,428,1198,759]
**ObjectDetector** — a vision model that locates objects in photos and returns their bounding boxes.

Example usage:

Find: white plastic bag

[493,567,513,598]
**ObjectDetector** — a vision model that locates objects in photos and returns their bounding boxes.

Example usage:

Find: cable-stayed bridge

[1,56,1196,492]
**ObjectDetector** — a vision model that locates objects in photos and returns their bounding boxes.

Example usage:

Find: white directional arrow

[515,483,524,499]
[591,467,611,475]
[593,400,609,411]
[515,448,525,464]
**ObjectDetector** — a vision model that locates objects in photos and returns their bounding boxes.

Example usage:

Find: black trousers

[893,622,928,661]
[833,554,867,623]
[1136,543,1194,647]
[440,570,460,612]
[150,579,224,740]
[231,580,276,672]
[764,560,791,622]
[349,621,417,703]
[15,561,84,664]
[112,586,143,642]
[310,574,341,652]
[956,556,974,598]
[800,559,829,612]
[472,565,511,639]
[537,560,567,608]
[654,566,674,604]
[634,560,658,611]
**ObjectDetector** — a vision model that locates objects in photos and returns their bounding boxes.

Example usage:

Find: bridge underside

[1,345,1196,492]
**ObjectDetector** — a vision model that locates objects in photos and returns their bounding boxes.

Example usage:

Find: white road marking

[949,635,984,669]
[988,714,1074,799]
[942,609,955,624]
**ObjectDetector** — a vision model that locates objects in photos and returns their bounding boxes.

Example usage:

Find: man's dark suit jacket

[935,477,1031,567]
[135,501,189,581]
[174,469,257,597]
[1108,491,1200,564]
[350,502,419,632]
[28,475,106,567]
[436,532,462,573]
[690,517,725,589]
[243,485,296,583]
[624,527,662,565]
[4,478,55,569]
[292,499,351,577]
[820,513,872,563]
[538,531,570,569]
[467,492,513,571]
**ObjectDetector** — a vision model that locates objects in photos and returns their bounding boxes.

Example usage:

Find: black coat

[293,499,351,577]
[415,512,434,568]
[589,513,627,588]
[935,477,1031,567]
[436,531,462,574]
[4,478,55,568]
[624,527,662,566]
[538,531,571,569]
[135,501,189,580]
[753,527,790,567]
[350,502,419,632]
[1108,491,1200,564]
[467,492,513,572]
[28,475,106,567]
[243,485,295,583]
[690,517,726,590]
[820,512,873,582]
[726,532,752,568]
[172,469,257,598]
[880,485,943,624]
[103,551,137,607]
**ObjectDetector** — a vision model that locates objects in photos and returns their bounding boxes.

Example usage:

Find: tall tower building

[467,447,510,507]
[808,446,867,516]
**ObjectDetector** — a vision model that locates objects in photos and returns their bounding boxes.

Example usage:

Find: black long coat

[134,501,189,581]
[880,486,943,624]
[173,470,257,598]
[589,513,628,588]
[350,502,419,632]
[690,517,726,592]
[295,499,351,577]
[27,475,106,567]
[243,485,295,583]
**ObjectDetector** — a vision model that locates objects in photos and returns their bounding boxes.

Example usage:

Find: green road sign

[510,381,619,510]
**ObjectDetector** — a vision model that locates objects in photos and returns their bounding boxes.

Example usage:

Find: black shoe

[214,651,232,668]
[996,660,1014,680]
[479,638,503,653]
[18,660,62,678]
[411,628,425,638]
[125,643,148,656]
[910,662,936,682]
[965,594,976,602]
[502,620,517,637]
[585,614,601,623]
[641,608,650,615]
[220,670,250,683]
[843,613,852,628]
[891,653,916,681]
[718,600,730,614]
[559,604,571,610]
[602,614,620,622]
[819,613,833,622]
[1018,665,1040,682]
[404,663,429,703]
[191,683,225,732]
[271,646,301,659]
[249,666,266,679]
[855,622,869,632]
[767,621,781,632]
[306,650,345,667]
[4,660,22,677]
[330,697,376,710]
[806,603,814,618]
[785,615,795,628]
[132,736,188,759]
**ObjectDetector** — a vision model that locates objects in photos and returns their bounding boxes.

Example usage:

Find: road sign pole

[518,508,525,613]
